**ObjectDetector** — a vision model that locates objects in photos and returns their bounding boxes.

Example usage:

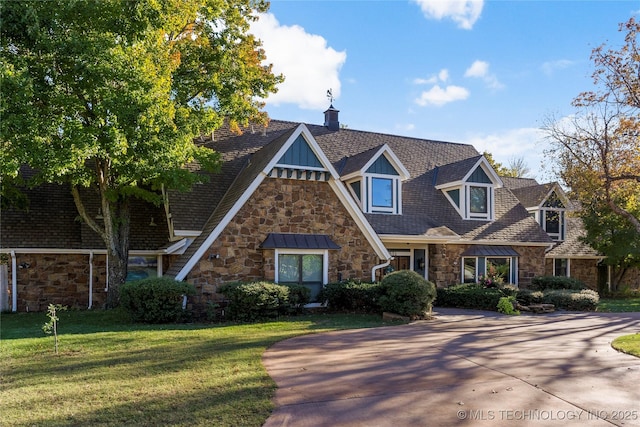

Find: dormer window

[437,156,501,221]
[342,145,410,215]
[538,191,566,241]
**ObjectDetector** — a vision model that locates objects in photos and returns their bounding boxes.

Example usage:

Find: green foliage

[120,277,196,323]
[437,283,599,312]
[530,276,587,291]
[218,281,310,322]
[378,270,436,317]
[579,203,640,287]
[497,296,520,315]
[436,283,504,311]
[543,289,600,311]
[318,280,382,312]
[0,0,282,302]
[42,304,67,354]
[516,289,545,305]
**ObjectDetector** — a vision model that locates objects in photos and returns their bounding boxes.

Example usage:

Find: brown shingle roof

[166,120,551,246]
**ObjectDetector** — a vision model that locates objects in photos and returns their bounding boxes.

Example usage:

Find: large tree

[543,17,640,286]
[0,0,282,306]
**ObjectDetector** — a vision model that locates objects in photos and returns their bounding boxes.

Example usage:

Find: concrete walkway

[262,309,640,426]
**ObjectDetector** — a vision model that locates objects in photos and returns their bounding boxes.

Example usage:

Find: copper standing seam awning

[259,233,341,250]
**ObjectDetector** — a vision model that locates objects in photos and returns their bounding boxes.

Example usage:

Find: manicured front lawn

[612,334,640,358]
[1,309,396,427]
[597,297,640,312]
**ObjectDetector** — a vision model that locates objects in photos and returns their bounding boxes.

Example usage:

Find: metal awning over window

[260,233,341,250]
[461,245,520,257]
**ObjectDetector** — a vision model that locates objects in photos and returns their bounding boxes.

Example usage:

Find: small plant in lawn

[42,304,67,354]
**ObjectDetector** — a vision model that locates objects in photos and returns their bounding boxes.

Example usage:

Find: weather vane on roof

[327,88,334,104]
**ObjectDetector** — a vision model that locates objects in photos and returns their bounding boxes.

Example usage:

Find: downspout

[10,250,17,312]
[88,251,94,309]
[371,258,393,282]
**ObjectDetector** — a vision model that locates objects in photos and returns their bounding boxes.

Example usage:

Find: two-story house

[4,107,631,312]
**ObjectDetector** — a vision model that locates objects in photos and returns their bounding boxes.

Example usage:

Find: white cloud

[541,59,575,76]
[413,69,449,85]
[464,60,503,89]
[250,13,347,109]
[462,127,550,179]
[415,85,470,106]
[412,0,484,30]
[464,60,489,78]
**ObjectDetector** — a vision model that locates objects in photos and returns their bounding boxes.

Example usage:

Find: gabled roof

[165,120,551,249]
[546,216,603,259]
[167,124,391,280]
[510,182,568,210]
[434,155,503,189]
[340,144,410,181]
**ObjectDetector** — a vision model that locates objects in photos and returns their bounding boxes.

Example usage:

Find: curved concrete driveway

[263,309,640,427]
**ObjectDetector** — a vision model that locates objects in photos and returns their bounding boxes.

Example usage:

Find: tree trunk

[104,197,131,308]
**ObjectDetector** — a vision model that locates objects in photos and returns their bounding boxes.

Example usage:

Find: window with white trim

[440,163,496,221]
[275,249,328,300]
[461,256,517,285]
[538,191,566,241]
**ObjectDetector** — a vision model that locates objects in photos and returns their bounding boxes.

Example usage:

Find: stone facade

[545,259,640,291]
[182,178,381,308]
[3,253,107,312]
[428,243,546,288]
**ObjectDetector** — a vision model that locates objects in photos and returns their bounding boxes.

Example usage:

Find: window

[469,186,488,214]
[461,256,517,285]
[439,163,496,221]
[371,177,393,208]
[540,209,565,241]
[276,252,326,300]
[539,190,566,241]
[553,258,568,277]
[487,258,511,284]
[463,258,477,283]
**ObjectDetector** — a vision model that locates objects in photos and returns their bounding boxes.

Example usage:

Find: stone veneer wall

[4,253,107,312]
[184,178,381,308]
[545,258,598,289]
[545,259,640,291]
[428,244,546,288]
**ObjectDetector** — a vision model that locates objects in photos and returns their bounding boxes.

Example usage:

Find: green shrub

[285,284,312,314]
[217,281,310,321]
[318,280,382,312]
[435,283,504,311]
[120,277,196,323]
[530,276,587,291]
[542,289,599,311]
[516,289,544,305]
[378,270,436,317]
[497,296,520,315]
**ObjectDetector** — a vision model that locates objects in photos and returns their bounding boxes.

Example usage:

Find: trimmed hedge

[436,283,599,312]
[218,281,310,321]
[120,277,196,323]
[318,280,382,312]
[436,284,504,311]
[530,276,587,291]
[379,270,436,317]
[542,289,599,311]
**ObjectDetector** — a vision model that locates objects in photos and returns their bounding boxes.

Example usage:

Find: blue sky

[249,0,639,180]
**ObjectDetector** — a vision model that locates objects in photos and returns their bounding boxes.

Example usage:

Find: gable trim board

[173,124,391,281]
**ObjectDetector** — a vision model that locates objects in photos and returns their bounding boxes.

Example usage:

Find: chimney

[324,104,340,131]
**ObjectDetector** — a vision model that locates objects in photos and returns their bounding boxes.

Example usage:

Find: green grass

[612,333,640,358]
[0,309,399,427]
[596,297,640,312]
